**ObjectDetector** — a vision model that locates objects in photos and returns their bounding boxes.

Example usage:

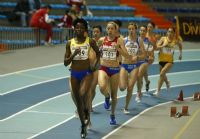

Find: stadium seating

[0,0,163,49]
[143,0,200,21]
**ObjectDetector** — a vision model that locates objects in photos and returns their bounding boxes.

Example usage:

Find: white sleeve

[45,14,52,23]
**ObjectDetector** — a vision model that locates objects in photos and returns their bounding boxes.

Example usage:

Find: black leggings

[159,62,173,68]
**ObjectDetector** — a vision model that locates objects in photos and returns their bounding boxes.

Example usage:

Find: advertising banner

[176,16,200,41]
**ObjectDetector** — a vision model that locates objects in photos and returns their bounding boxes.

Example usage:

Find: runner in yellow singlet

[153,27,182,96]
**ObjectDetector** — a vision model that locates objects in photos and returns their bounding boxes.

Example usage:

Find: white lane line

[25,82,200,139]
[0,92,70,122]
[1,71,200,121]
[0,76,69,96]
[0,48,199,77]
[102,97,193,139]
[1,65,200,96]
[25,110,74,116]
[0,63,63,77]
[26,116,75,139]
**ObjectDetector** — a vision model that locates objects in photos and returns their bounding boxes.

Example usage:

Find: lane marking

[102,97,193,139]
[25,110,74,116]
[0,58,199,78]
[0,48,200,77]
[173,107,200,139]
[15,72,51,80]
[25,82,200,139]
[1,69,200,96]
[0,92,70,122]
[0,76,69,96]
[0,63,63,77]
[26,116,75,139]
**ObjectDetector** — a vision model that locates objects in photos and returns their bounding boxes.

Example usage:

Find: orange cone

[177,90,184,101]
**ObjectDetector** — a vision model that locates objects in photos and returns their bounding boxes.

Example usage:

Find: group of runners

[64,18,183,138]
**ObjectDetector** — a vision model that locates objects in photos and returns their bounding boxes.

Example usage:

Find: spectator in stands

[13,0,32,27]
[81,0,93,17]
[69,4,81,19]
[30,5,54,46]
[29,0,42,13]
[67,0,92,18]
[66,0,84,12]
[57,10,73,28]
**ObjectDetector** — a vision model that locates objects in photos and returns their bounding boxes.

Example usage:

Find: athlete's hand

[131,56,138,63]
[73,48,81,56]
[162,40,168,48]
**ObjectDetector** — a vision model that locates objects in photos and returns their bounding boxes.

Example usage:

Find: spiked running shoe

[110,115,117,125]
[80,125,87,138]
[145,80,150,92]
[104,96,110,110]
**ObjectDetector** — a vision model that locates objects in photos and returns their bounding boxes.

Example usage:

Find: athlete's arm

[89,38,100,69]
[138,38,147,61]
[96,37,104,47]
[156,37,167,50]
[64,40,80,66]
[177,40,183,60]
[115,37,130,58]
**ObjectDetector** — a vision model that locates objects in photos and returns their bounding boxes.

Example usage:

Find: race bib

[125,42,138,55]
[72,47,88,60]
[162,47,174,54]
[102,50,117,60]
[127,47,136,55]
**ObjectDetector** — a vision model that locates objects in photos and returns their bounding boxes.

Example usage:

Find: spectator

[12,0,32,27]
[30,5,54,46]
[81,0,93,17]
[67,0,92,18]
[29,0,42,13]
[57,10,73,28]
[66,0,84,12]
[69,4,81,19]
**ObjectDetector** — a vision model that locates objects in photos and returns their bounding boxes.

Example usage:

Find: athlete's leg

[109,73,119,124]
[98,70,111,110]
[88,71,98,111]
[143,66,151,91]
[80,74,93,126]
[137,63,148,101]
[156,63,173,95]
[124,68,138,109]
[119,67,128,91]
[98,70,110,97]
[70,77,85,126]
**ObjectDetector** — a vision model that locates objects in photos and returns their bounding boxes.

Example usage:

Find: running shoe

[87,121,92,130]
[123,108,130,114]
[153,90,160,96]
[80,125,87,138]
[110,115,117,125]
[135,93,142,103]
[145,80,150,92]
[104,96,110,110]
[135,95,141,103]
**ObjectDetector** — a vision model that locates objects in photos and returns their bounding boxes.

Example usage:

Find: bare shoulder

[66,40,71,48]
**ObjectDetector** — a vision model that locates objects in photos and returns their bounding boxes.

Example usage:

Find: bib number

[102,50,117,60]
[163,47,174,54]
[73,48,88,60]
